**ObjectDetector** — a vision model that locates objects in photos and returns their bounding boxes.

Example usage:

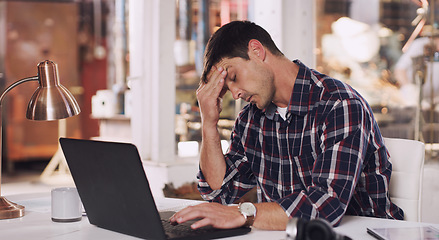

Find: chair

[383,137,425,222]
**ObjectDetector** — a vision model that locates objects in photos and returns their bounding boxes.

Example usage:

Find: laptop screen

[60,138,251,240]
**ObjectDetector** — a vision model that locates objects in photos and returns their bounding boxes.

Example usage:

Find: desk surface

[1,191,438,240]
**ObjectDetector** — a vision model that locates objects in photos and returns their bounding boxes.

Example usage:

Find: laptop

[59,138,251,240]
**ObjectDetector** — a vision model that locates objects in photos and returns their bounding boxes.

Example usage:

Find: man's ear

[248,39,266,60]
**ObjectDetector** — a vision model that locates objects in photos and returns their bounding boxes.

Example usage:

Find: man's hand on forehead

[198,64,227,95]
[196,62,228,124]
[205,65,217,82]
[207,64,227,80]
[213,65,229,98]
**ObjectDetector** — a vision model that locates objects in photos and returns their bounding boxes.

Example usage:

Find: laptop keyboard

[161,219,214,237]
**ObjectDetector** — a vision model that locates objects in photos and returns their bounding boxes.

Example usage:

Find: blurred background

[1,0,439,222]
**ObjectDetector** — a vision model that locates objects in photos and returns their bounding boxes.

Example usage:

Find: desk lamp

[0,60,81,219]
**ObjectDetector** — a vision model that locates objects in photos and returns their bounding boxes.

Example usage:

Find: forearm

[252,202,289,230]
[199,125,226,190]
[196,65,228,190]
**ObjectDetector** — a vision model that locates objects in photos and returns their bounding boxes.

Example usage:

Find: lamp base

[0,196,25,219]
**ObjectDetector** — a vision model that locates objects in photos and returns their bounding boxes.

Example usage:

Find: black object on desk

[60,138,251,240]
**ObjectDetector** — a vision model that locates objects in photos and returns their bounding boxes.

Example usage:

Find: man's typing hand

[170,202,246,229]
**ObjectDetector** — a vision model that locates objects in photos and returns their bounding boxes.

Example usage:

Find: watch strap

[243,214,255,227]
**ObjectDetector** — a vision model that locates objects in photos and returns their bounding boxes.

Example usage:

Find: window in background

[316,0,439,144]
[173,0,439,156]
[174,0,248,157]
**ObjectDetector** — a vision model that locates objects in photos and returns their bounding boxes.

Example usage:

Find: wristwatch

[238,202,257,227]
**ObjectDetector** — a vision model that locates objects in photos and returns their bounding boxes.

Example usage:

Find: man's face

[214,56,275,110]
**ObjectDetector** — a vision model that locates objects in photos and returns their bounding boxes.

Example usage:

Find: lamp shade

[26,60,81,120]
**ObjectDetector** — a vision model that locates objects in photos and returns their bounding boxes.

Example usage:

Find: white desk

[1,191,438,240]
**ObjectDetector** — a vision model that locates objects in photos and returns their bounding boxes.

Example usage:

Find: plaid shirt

[198,60,404,225]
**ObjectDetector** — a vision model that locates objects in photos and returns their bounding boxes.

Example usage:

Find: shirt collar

[288,59,311,117]
[264,59,311,120]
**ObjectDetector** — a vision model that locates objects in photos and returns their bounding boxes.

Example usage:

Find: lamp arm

[0,76,39,105]
[0,76,37,219]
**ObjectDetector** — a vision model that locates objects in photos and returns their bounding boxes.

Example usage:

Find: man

[170,21,404,231]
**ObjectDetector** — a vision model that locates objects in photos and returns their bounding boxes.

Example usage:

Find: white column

[350,0,379,26]
[282,0,315,67]
[129,0,176,163]
[249,0,283,50]
[129,0,200,199]
[249,0,316,67]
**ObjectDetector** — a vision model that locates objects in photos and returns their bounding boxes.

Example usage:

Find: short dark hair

[201,21,283,83]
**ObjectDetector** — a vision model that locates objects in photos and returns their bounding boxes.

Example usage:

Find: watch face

[240,202,256,216]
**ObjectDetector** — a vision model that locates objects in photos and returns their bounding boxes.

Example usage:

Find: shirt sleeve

[276,98,371,226]
[197,113,257,204]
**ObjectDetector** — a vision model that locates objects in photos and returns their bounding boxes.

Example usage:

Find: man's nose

[229,87,241,100]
